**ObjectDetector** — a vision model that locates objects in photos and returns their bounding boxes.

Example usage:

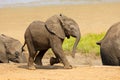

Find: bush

[62,32,105,56]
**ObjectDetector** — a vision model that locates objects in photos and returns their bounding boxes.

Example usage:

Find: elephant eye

[15,51,19,58]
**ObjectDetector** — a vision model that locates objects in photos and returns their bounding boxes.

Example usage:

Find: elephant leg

[101,51,119,65]
[34,49,48,66]
[26,39,37,70]
[50,36,72,69]
[50,52,61,65]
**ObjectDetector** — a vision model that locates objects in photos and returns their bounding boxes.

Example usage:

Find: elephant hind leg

[50,51,61,65]
[0,60,3,63]
[26,38,37,70]
[34,49,48,66]
[50,57,60,65]
[118,57,120,66]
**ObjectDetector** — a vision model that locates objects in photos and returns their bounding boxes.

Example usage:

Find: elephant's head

[0,34,27,63]
[6,41,27,63]
[45,14,81,58]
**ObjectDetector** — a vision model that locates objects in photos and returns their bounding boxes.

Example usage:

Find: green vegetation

[62,32,105,56]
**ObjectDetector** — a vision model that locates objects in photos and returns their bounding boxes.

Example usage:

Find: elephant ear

[45,15,65,39]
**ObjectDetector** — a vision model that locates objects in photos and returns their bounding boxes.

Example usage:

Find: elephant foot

[64,65,72,69]
[50,57,60,65]
[35,61,43,68]
[28,62,36,70]
[28,65,36,70]
[34,60,43,66]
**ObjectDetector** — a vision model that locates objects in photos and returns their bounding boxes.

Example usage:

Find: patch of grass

[62,32,105,56]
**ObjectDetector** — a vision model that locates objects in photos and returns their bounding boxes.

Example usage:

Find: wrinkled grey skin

[97,22,120,66]
[22,14,81,69]
[0,34,27,63]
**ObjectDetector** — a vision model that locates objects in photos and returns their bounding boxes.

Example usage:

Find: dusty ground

[0,55,120,80]
[0,2,120,80]
[1,54,120,80]
[0,64,120,80]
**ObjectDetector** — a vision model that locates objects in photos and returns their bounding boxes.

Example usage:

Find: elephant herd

[0,14,120,69]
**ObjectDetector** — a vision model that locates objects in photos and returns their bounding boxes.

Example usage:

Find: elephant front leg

[50,36,72,69]
[52,47,72,69]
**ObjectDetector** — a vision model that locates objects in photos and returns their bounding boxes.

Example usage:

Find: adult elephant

[97,22,120,66]
[22,14,81,69]
[0,34,27,63]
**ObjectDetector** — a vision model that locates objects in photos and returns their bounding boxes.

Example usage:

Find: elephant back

[0,39,8,63]
[0,34,22,54]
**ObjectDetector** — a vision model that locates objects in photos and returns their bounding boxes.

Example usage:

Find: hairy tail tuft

[22,41,26,52]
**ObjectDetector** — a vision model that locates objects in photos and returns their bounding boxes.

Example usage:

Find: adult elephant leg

[26,39,36,70]
[34,49,48,66]
[101,49,119,65]
[50,35,72,69]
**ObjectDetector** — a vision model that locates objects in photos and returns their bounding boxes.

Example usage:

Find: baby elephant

[97,22,120,66]
[23,14,81,69]
[0,34,27,63]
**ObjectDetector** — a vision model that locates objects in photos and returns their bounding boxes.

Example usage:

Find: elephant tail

[22,41,26,52]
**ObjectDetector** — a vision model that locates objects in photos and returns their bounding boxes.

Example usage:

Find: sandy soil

[0,53,119,80]
[0,54,120,80]
[0,2,120,80]
[0,63,120,80]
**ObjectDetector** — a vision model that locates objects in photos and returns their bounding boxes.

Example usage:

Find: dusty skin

[0,2,120,80]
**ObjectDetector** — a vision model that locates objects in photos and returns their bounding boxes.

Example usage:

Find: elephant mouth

[71,35,76,37]
[64,30,70,38]
[66,35,70,39]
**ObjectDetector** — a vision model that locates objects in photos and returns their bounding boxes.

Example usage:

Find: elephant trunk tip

[72,35,80,58]
[71,50,76,58]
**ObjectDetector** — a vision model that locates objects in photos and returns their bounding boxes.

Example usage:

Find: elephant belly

[33,37,50,50]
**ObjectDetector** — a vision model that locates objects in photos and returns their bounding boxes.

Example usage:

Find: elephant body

[25,21,50,50]
[23,14,81,69]
[0,34,27,63]
[97,22,120,66]
[0,39,8,63]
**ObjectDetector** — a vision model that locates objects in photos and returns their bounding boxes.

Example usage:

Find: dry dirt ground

[0,2,120,80]
[0,54,120,80]
[0,64,120,80]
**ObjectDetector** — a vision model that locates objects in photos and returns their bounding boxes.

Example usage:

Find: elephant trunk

[18,56,27,63]
[72,32,80,58]
[19,53,27,63]
[16,51,27,63]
